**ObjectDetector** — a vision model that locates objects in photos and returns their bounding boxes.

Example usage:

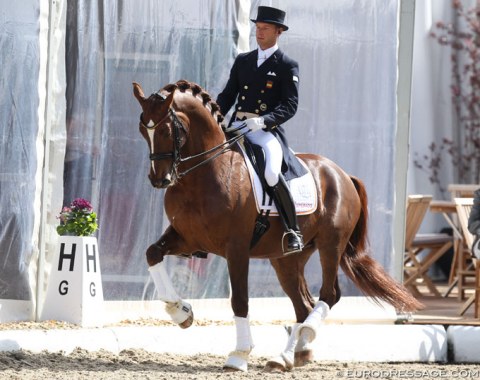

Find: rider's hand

[245,117,266,132]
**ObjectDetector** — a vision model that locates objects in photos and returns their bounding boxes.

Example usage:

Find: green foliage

[57,198,98,237]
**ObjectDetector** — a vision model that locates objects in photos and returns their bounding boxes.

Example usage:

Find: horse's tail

[339,176,423,312]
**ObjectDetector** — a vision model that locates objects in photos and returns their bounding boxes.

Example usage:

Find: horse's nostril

[162,179,171,187]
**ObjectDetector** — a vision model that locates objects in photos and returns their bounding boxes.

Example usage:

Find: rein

[139,105,247,180]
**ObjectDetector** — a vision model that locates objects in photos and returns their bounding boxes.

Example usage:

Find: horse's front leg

[223,248,253,372]
[147,225,194,328]
[146,225,189,266]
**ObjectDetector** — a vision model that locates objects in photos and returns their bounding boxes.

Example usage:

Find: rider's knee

[264,170,279,187]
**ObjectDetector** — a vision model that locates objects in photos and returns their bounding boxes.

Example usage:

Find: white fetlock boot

[265,323,301,372]
[224,315,254,372]
[295,301,330,366]
[149,262,194,328]
[165,300,194,329]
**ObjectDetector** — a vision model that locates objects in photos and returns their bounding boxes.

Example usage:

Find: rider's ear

[133,82,146,104]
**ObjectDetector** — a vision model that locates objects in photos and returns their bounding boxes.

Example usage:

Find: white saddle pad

[240,146,318,216]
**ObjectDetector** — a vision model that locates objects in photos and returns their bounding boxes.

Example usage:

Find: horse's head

[133,82,188,189]
[134,80,230,189]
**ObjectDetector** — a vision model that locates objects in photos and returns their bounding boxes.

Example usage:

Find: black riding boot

[270,175,304,255]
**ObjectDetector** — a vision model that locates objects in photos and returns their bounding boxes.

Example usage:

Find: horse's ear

[132,82,145,104]
[165,89,175,107]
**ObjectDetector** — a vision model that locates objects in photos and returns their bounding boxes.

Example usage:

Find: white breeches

[246,129,283,187]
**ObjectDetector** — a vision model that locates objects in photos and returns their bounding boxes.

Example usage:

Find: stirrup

[281,230,304,256]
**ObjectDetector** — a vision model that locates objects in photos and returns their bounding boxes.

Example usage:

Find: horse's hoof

[294,350,313,367]
[223,350,249,372]
[178,312,194,329]
[223,366,241,372]
[264,360,287,372]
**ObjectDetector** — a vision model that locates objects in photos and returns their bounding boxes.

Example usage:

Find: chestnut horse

[132,80,421,372]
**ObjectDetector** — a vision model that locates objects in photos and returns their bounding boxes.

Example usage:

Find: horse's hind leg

[318,243,344,308]
[292,239,347,368]
[264,248,316,372]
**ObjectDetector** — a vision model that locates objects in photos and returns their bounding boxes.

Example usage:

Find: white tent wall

[0,0,67,321]
[408,0,477,235]
[0,1,43,320]
[249,0,402,295]
[408,0,456,202]
[0,0,413,321]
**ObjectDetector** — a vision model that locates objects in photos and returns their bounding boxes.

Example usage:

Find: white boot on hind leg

[265,323,301,372]
[224,315,254,372]
[295,301,330,366]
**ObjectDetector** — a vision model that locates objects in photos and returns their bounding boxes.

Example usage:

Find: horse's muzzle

[149,175,172,189]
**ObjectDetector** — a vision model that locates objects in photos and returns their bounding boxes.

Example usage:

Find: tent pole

[394,0,416,281]
[36,0,59,321]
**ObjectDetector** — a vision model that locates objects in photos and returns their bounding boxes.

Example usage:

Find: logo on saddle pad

[240,147,317,215]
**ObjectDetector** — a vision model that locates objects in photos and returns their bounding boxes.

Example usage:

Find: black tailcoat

[217,49,306,179]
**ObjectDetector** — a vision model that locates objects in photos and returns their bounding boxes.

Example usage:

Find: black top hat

[251,6,289,31]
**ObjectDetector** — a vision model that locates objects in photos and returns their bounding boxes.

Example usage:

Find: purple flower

[71,198,93,211]
[57,198,98,236]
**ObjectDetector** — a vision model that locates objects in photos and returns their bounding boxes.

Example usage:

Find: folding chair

[454,197,480,318]
[403,195,453,297]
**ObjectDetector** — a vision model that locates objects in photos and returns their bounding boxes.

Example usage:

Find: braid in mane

[175,79,191,92]
[164,79,224,124]
[190,84,202,97]
[162,83,178,92]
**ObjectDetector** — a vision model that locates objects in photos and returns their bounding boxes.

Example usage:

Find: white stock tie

[257,54,267,67]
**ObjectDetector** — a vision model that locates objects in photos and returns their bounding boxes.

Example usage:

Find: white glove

[245,117,266,132]
[224,120,247,134]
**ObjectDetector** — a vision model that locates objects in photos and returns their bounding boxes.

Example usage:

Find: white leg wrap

[234,315,254,351]
[297,301,329,349]
[283,323,301,363]
[149,262,193,326]
[149,262,181,303]
[224,316,254,372]
[268,323,301,370]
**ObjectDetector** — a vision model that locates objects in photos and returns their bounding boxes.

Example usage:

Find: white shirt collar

[258,44,279,60]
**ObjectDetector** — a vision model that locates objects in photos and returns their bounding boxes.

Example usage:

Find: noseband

[139,92,247,181]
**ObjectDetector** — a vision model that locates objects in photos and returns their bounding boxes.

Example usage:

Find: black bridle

[139,93,248,181]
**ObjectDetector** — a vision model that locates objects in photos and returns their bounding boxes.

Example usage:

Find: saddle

[241,139,317,248]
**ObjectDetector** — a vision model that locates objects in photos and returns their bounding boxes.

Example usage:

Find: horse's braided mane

[162,80,224,124]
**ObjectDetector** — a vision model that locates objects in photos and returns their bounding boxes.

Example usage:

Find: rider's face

[255,22,282,50]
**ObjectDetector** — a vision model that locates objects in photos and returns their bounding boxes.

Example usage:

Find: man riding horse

[217,6,304,255]
[133,5,422,373]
